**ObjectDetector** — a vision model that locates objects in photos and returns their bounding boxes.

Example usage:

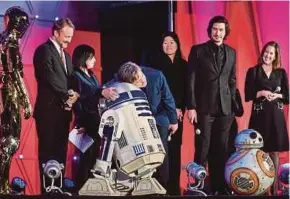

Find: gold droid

[0,6,32,194]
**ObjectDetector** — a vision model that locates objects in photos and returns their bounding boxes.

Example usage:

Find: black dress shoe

[214,188,231,196]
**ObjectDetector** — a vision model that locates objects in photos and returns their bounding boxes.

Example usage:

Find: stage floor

[1,195,289,198]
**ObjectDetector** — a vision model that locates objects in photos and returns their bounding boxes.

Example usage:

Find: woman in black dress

[151,32,188,195]
[245,41,289,195]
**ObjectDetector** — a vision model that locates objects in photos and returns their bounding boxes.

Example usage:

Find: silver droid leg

[79,110,122,196]
[131,165,166,196]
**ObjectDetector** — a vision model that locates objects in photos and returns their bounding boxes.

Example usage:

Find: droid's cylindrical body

[98,83,165,177]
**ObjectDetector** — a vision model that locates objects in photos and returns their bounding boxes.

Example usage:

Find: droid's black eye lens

[250,132,257,139]
[49,170,57,177]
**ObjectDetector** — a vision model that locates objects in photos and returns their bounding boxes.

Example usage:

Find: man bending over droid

[78,62,177,196]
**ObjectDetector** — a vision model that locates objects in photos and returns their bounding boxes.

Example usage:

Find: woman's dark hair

[207,15,230,40]
[72,44,95,68]
[161,31,183,59]
[258,41,281,70]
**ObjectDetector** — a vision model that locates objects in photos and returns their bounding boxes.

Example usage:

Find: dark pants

[167,120,183,195]
[194,113,234,194]
[155,125,169,190]
[75,137,100,191]
[228,119,238,157]
[35,111,71,193]
[75,115,101,191]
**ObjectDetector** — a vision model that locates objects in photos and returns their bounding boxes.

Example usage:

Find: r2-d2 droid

[225,129,275,195]
[79,82,166,196]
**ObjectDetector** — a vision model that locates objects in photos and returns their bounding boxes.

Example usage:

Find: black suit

[187,40,236,194]
[33,39,74,189]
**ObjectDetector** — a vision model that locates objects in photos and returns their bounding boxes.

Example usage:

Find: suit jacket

[141,67,177,127]
[186,41,236,115]
[33,39,74,119]
[71,69,102,129]
[106,67,178,128]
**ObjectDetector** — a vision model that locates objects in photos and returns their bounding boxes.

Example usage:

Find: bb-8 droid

[225,129,275,195]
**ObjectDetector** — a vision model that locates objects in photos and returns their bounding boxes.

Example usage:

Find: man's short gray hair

[117,61,141,83]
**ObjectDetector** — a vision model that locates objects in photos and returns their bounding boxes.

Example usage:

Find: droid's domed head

[4,6,30,38]
[234,129,263,149]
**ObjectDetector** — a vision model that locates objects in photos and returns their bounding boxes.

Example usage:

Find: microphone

[62,89,74,109]
[262,86,281,101]
[273,86,281,93]
[68,89,74,97]
[196,128,201,135]
[193,122,201,135]
[167,130,173,142]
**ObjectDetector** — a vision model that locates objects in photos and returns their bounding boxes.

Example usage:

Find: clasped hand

[64,91,79,111]
[259,90,280,101]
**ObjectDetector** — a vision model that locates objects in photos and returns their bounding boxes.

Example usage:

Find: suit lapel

[64,52,73,76]
[220,45,230,74]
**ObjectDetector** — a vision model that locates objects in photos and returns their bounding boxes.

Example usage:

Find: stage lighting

[42,160,71,195]
[11,177,26,195]
[186,162,207,180]
[73,155,78,161]
[19,154,24,159]
[43,160,63,179]
[279,163,289,196]
[184,162,207,196]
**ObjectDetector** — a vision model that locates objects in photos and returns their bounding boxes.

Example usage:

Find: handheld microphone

[167,130,173,142]
[62,89,74,109]
[193,122,201,135]
[274,86,281,93]
[68,89,74,97]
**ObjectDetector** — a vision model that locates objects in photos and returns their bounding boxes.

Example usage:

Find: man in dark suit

[186,16,236,195]
[113,62,178,191]
[33,18,79,192]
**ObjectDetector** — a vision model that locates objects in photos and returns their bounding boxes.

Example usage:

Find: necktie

[60,48,67,74]
[216,46,222,71]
